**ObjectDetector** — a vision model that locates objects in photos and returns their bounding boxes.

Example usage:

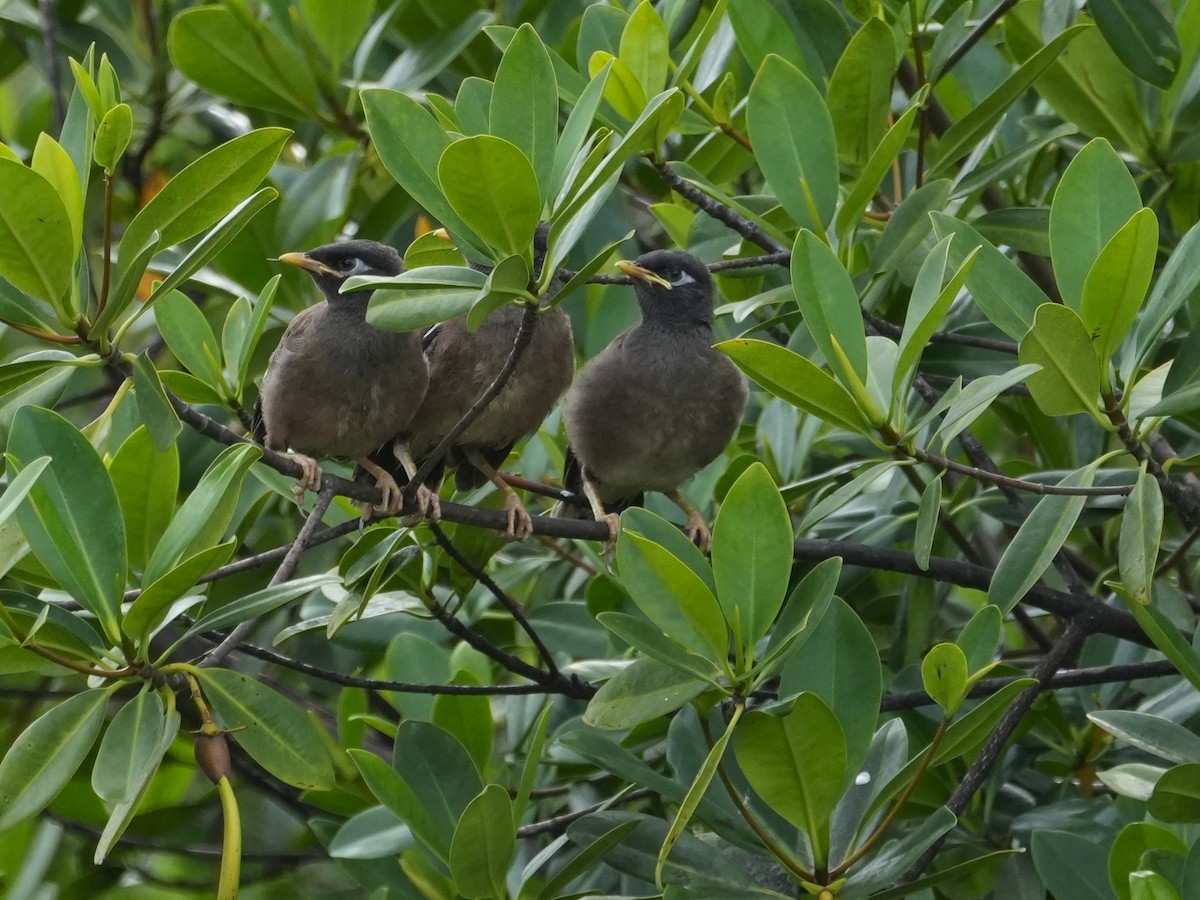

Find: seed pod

[195,732,231,784]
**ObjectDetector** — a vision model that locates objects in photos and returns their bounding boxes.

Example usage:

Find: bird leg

[582,479,621,546]
[393,441,441,522]
[465,449,533,540]
[356,456,404,520]
[288,453,323,506]
[667,490,711,554]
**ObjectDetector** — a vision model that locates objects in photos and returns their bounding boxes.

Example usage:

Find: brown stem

[653,159,789,254]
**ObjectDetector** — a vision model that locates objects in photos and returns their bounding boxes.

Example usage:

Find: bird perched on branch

[378,225,574,538]
[559,249,747,552]
[256,240,436,519]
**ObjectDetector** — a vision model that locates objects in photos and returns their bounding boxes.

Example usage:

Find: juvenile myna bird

[560,249,747,551]
[403,226,574,538]
[257,240,435,518]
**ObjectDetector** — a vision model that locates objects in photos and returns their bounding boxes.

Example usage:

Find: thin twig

[517,787,655,838]
[428,520,562,676]
[653,159,789,254]
[199,484,336,668]
[936,0,1021,81]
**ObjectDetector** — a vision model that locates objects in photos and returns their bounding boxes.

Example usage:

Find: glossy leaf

[1080,208,1158,368]
[439,136,542,258]
[1118,467,1163,605]
[1091,0,1181,89]
[449,785,514,900]
[583,657,709,730]
[826,18,896,170]
[1031,830,1114,900]
[734,693,845,863]
[0,159,73,312]
[298,0,373,69]
[131,352,182,451]
[1121,600,1200,693]
[711,462,793,645]
[0,690,108,831]
[791,230,867,382]
[1088,710,1200,766]
[123,541,234,645]
[914,472,941,572]
[91,689,166,805]
[930,212,1046,339]
[93,103,132,173]
[1018,303,1102,418]
[619,1,669,99]
[109,426,178,573]
[361,265,487,333]
[1149,763,1200,823]
[988,460,1102,612]
[351,750,448,861]
[596,612,723,684]
[7,406,126,642]
[836,103,918,242]
[922,643,969,715]
[390,722,484,856]
[1049,138,1142,312]
[197,668,335,790]
[747,55,837,233]
[30,134,82,260]
[117,128,290,287]
[490,24,558,202]
[1107,822,1187,900]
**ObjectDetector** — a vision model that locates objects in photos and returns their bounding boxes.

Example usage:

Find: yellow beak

[277,251,339,277]
[617,259,672,290]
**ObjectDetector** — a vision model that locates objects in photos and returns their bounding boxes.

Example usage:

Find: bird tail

[249,397,267,444]
[553,446,640,518]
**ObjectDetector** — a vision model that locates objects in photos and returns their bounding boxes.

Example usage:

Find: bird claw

[290,454,323,505]
[400,483,441,525]
[503,493,533,540]
[600,512,621,548]
[684,512,712,554]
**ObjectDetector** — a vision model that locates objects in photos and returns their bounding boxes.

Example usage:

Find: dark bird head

[617,249,715,328]
[277,239,403,301]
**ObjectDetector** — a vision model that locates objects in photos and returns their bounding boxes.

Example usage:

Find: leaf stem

[216,775,242,900]
[829,717,948,877]
[97,172,115,319]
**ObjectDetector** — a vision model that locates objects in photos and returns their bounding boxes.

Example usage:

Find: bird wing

[421,321,444,355]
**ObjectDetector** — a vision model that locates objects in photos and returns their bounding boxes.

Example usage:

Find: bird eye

[668,268,696,286]
[338,257,358,271]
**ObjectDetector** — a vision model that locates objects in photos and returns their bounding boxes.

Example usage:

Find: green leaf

[956,606,1002,674]
[1088,710,1200,766]
[143,442,261,585]
[431,673,494,773]
[359,265,487,333]
[30,134,82,261]
[1032,830,1115,900]
[790,230,867,381]
[1149,763,1200,823]
[549,61,612,201]
[871,179,952,274]
[131,352,182,452]
[178,573,336,650]
[835,102,918,243]
[583,657,709,730]
[1080,208,1158,368]
[0,690,108,831]
[988,459,1102,612]
[930,364,1043,449]
[362,89,487,257]
[0,456,50,528]
[154,289,225,393]
[734,693,846,864]
[826,18,895,171]
[438,136,542,258]
[930,213,1046,339]
[619,1,669,99]
[116,128,290,287]
[196,667,334,790]
[468,255,529,332]
[7,406,126,642]
[91,689,166,805]
[167,7,317,115]
[1107,822,1187,900]
[535,820,639,900]
[597,611,723,684]
[728,0,809,78]
[298,0,372,69]
[615,530,727,662]
[921,643,969,715]
[914,473,941,572]
[1091,0,1181,89]
[109,426,178,573]
[711,462,793,646]
[391,721,484,856]
[588,51,647,122]
[1019,303,1102,417]
[1133,221,1200,374]
[747,55,838,232]
[1120,600,1200,693]
[931,26,1087,178]
[1050,138,1143,312]
[449,785,514,900]
[1118,467,1163,605]
[68,55,104,121]
[122,541,234,646]
[351,749,449,861]
[756,557,840,678]
[1130,872,1182,900]
[657,703,744,887]
[490,24,558,203]
[93,103,132,173]
[0,159,74,314]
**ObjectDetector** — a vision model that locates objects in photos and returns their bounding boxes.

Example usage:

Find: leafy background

[3,0,1200,898]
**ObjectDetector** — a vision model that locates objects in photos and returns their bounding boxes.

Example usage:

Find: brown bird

[396,226,574,538]
[258,240,435,518]
[560,249,748,551]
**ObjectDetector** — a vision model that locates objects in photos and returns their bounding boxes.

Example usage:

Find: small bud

[195,732,231,783]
